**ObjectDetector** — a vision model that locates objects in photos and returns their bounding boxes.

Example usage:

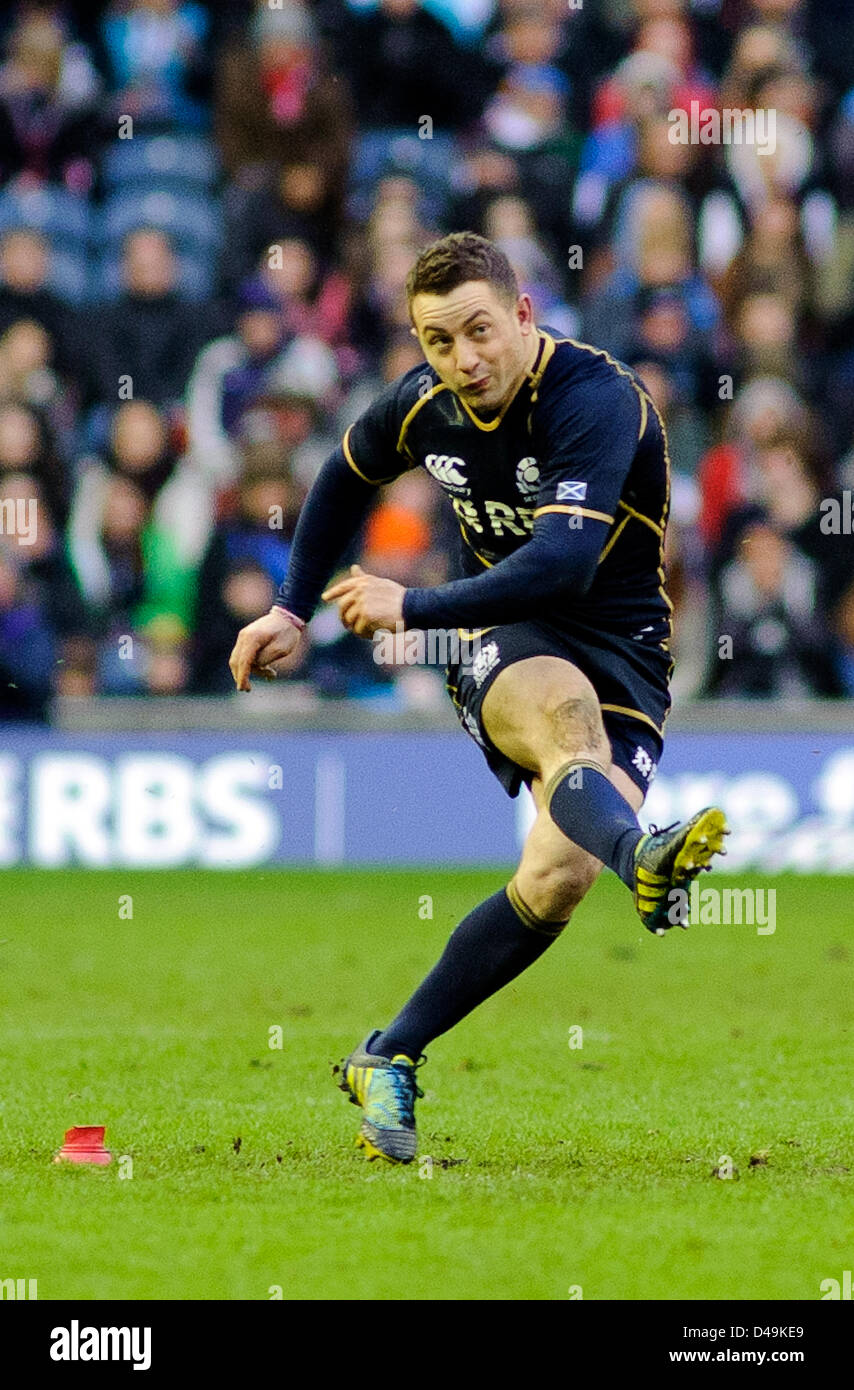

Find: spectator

[483,17,571,152]
[733,290,802,387]
[223,188,333,289]
[88,227,213,408]
[200,559,279,693]
[0,318,76,442]
[332,0,497,131]
[67,401,189,637]
[582,183,722,400]
[0,469,86,640]
[697,377,811,547]
[0,541,57,719]
[481,71,578,256]
[66,469,148,690]
[718,195,814,323]
[186,281,289,489]
[191,465,300,692]
[67,418,200,692]
[482,194,579,334]
[0,401,67,523]
[720,27,822,218]
[105,398,177,499]
[99,0,212,131]
[256,234,359,370]
[0,229,79,371]
[362,470,442,589]
[705,519,842,697]
[591,11,717,130]
[215,2,351,215]
[0,11,100,188]
[216,278,337,440]
[628,352,709,480]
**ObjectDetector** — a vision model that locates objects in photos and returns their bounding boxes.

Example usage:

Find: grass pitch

[0,868,850,1301]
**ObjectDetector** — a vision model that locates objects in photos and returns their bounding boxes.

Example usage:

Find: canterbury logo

[424,453,468,488]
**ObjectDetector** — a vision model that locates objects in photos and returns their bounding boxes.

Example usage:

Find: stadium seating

[95,250,214,303]
[0,184,92,252]
[99,187,222,258]
[347,128,461,223]
[101,135,219,194]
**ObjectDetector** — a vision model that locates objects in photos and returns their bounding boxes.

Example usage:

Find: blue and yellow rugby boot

[336,1031,425,1163]
[633,806,730,935]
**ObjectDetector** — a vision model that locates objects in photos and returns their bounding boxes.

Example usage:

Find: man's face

[239,309,283,359]
[0,231,48,291]
[410,281,536,414]
[123,230,175,298]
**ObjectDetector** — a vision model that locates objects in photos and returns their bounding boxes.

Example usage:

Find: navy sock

[547,761,642,889]
[368,886,564,1060]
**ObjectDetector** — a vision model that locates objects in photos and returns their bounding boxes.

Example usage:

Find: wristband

[272,604,306,631]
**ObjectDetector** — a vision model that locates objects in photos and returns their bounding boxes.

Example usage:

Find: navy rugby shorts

[445,616,671,798]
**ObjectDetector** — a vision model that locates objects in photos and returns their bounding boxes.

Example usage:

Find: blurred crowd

[0,0,852,718]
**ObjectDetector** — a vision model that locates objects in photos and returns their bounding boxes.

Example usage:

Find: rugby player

[229,232,729,1164]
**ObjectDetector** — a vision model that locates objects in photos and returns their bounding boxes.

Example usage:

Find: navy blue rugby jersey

[341,329,673,640]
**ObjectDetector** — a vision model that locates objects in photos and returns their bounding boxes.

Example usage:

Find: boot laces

[648,821,678,838]
[388,1053,426,1108]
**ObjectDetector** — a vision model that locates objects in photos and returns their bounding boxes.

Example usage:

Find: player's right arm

[228,605,305,692]
[228,373,420,690]
[228,444,382,690]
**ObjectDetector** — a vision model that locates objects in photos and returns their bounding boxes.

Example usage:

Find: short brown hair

[405,232,519,311]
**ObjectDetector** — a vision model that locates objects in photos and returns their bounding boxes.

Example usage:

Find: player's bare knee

[536,690,610,782]
[548,692,608,755]
[513,854,600,926]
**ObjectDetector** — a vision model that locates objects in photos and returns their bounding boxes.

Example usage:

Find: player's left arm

[396,360,643,630]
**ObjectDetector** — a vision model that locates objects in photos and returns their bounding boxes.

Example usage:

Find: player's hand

[229,608,304,691]
[322,565,406,638]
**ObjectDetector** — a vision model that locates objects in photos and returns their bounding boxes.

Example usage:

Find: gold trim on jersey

[616,500,663,538]
[342,380,454,481]
[548,333,652,440]
[533,504,614,525]
[552,334,640,382]
[458,394,505,431]
[341,425,402,485]
[528,329,556,391]
[637,389,648,440]
[643,394,676,703]
[596,513,630,565]
[342,425,372,482]
[544,336,675,678]
[396,382,450,458]
[460,527,495,568]
[457,329,554,432]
